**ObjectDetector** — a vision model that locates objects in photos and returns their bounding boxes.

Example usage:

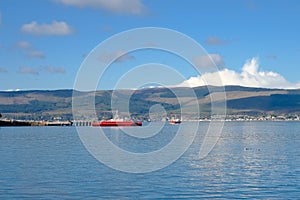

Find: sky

[0,0,299,90]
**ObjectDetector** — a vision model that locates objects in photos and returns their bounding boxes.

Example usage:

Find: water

[0,122,299,199]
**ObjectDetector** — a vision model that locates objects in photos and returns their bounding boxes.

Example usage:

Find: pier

[0,119,94,127]
[0,119,73,126]
[73,121,92,126]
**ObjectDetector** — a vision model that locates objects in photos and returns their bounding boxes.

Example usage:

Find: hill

[0,86,300,120]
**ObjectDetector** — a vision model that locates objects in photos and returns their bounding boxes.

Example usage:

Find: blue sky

[0,0,299,90]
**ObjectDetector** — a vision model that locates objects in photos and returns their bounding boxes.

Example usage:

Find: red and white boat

[92,111,142,127]
[92,119,142,127]
[169,118,181,124]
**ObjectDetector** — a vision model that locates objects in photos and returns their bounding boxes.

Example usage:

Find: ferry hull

[92,121,142,127]
[169,120,181,124]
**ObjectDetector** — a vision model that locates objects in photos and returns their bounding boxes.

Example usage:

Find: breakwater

[0,119,73,126]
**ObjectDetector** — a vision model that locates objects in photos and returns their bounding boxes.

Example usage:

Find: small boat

[169,118,181,124]
[92,119,142,127]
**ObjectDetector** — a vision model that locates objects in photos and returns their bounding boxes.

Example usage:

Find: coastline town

[1,113,300,127]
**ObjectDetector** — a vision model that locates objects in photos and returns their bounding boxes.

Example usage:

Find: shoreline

[1,118,300,127]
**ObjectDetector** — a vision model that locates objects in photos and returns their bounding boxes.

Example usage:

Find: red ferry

[92,120,142,127]
[169,119,181,124]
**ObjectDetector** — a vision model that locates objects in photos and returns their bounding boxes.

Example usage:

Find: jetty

[0,119,73,126]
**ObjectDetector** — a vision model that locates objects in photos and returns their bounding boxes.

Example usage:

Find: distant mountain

[1,86,300,120]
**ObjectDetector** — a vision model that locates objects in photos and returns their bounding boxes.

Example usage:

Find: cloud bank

[180,57,300,89]
[54,0,147,15]
[21,21,73,35]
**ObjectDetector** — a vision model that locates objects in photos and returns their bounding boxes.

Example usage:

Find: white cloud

[44,66,66,74]
[26,50,45,59]
[16,41,31,49]
[204,36,227,46]
[0,67,7,73]
[21,21,73,35]
[99,50,135,63]
[15,41,45,59]
[54,0,147,15]
[18,67,39,75]
[100,25,114,33]
[246,0,258,10]
[193,54,224,70]
[17,66,66,75]
[180,57,300,89]
[266,54,277,60]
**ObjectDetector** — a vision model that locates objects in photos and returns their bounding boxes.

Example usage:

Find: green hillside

[1,86,300,120]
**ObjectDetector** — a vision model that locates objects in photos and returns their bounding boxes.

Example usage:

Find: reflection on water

[102,122,180,153]
[0,122,299,199]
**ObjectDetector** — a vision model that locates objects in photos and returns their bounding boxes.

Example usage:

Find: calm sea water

[0,122,299,199]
